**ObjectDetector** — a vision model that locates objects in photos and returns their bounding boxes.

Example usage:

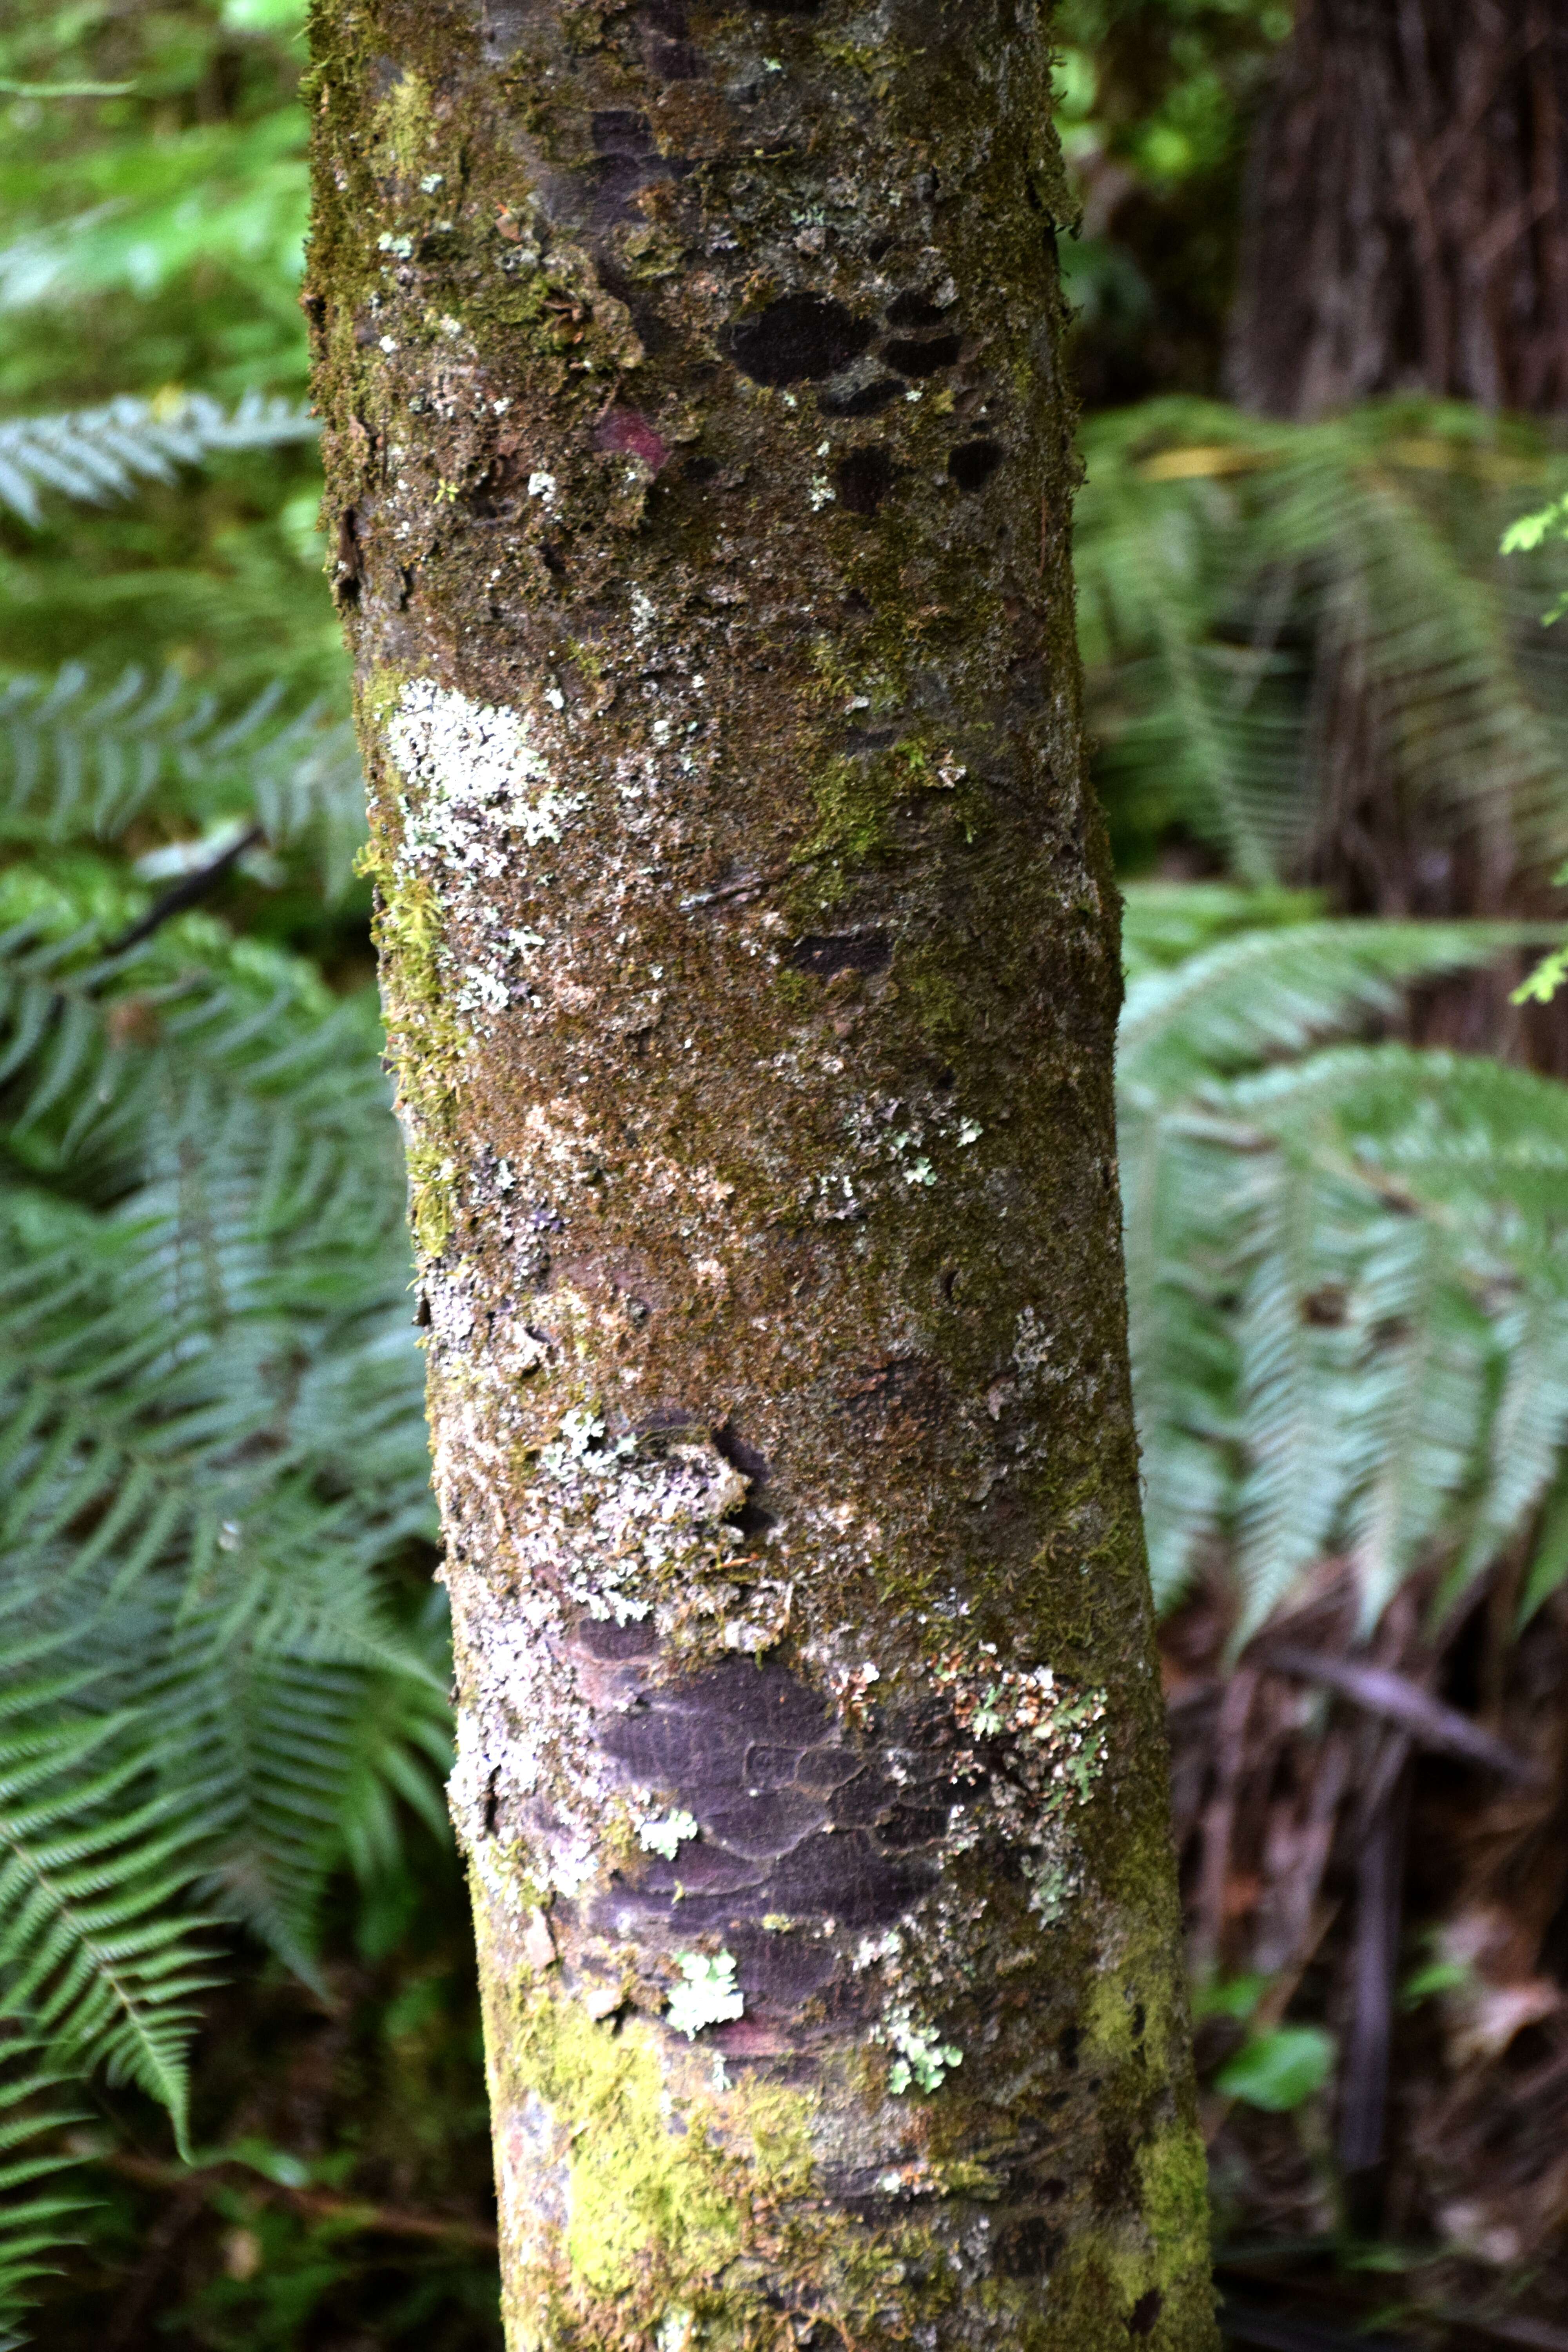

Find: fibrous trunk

[1229,0,1568,417]
[306,1,1215,2343]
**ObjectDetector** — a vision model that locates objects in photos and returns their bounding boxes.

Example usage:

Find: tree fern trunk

[1229,0,1568,418]
[305,2,1215,2343]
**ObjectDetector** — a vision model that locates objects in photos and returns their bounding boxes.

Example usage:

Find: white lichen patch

[384,680,582,1026]
[666,1951,745,2039]
[520,1405,790,1661]
[388,681,579,881]
[639,1809,699,1860]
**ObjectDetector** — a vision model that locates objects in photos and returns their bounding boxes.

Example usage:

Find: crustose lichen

[666,1951,745,2039]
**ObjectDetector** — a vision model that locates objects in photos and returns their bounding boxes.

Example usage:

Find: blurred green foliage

[1052,0,1291,403]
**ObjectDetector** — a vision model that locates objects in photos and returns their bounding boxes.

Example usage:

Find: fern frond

[0,666,363,893]
[1079,398,1568,887]
[0,2033,90,2324]
[0,1676,221,2140]
[0,393,316,528]
[1118,911,1542,1105]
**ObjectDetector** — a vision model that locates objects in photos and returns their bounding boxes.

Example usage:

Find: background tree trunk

[307,2,1215,2344]
[1228,0,1568,419]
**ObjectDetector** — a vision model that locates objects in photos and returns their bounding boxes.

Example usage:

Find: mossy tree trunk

[305,1,1216,2343]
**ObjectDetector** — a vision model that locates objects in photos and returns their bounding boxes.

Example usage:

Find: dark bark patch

[947,439,1004,493]
[834,445,899,515]
[993,2214,1062,2279]
[600,1701,746,1786]
[827,1767,898,1829]
[592,109,653,153]
[730,1926,838,2006]
[877,1801,951,1849]
[881,332,962,376]
[784,931,890,978]
[794,1744,862,1791]
[646,36,705,79]
[723,294,875,384]
[702,1787,827,1860]
[761,1833,934,1927]
[636,1842,760,1899]
[583,152,674,228]
[818,376,906,416]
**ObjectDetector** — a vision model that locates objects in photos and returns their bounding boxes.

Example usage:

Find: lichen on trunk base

[305,0,1219,2342]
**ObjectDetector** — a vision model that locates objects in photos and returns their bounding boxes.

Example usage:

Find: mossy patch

[354,838,463,1256]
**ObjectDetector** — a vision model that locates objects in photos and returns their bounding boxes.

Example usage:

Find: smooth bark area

[1228,0,1568,419]
[306,1,1215,2343]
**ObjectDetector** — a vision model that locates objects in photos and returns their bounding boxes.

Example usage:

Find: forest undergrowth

[5,2,1568,2346]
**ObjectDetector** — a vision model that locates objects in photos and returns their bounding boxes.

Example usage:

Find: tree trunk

[305,2,1216,2344]
[1228,0,1568,418]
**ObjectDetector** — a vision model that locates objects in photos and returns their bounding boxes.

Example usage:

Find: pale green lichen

[886,2013,963,2096]
[666,1952,745,2040]
[639,1809,699,1861]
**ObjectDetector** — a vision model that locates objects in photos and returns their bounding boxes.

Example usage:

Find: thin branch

[1257,1644,1545,1785]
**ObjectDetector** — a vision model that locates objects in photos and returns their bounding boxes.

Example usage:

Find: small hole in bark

[947,438,1004,492]
[483,1769,501,1836]
[834,446,898,516]
[1060,2025,1082,2071]
[818,377,904,417]
[683,454,719,483]
[722,292,874,384]
[1128,2289,1163,2336]
[713,1420,770,1483]
[886,290,949,327]
[1131,2000,1146,2043]
[785,932,891,977]
[881,332,962,377]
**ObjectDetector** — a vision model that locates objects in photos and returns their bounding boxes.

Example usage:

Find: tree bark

[1228,0,1568,418]
[305,2,1216,2344]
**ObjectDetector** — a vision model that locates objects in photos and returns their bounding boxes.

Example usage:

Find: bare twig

[102,2149,499,2252]
[1257,1646,1545,1786]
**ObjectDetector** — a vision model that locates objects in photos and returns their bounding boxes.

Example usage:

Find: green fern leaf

[0,394,316,528]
